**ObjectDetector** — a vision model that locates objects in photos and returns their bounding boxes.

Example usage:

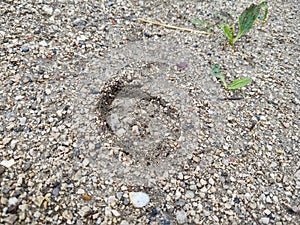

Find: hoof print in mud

[98,75,181,164]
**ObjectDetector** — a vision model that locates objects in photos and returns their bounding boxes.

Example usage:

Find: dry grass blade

[138,18,210,35]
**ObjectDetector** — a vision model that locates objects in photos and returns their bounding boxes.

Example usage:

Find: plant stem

[138,18,211,35]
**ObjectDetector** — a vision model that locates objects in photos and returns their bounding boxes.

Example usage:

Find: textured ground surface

[0,0,299,224]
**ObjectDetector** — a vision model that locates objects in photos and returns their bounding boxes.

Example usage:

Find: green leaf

[259,1,267,7]
[233,2,268,44]
[221,24,234,45]
[238,3,262,37]
[191,18,207,29]
[211,64,227,88]
[227,77,252,90]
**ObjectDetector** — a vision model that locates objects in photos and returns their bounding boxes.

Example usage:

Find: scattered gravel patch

[0,0,299,224]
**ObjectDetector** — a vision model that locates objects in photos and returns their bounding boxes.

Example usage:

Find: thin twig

[138,18,210,35]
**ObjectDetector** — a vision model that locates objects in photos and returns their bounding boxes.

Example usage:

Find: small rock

[249,202,257,209]
[8,197,18,206]
[52,187,60,196]
[21,47,29,52]
[200,179,207,186]
[208,177,215,185]
[19,204,28,211]
[81,158,89,167]
[224,203,231,209]
[62,210,73,220]
[16,96,24,101]
[129,192,150,208]
[10,139,19,149]
[2,137,12,146]
[111,209,120,217]
[116,192,123,200]
[295,170,300,181]
[3,215,18,224]
[34,211,41,218]
[33,196,45,207]
[266,196,272,203]
[259,217,270,224]
[96,218,102,225]
[82,194,92,201]
[245,193,252,200]
[0,165,5,175]
[22,162,32,172]
[264,209,271,215]
[77,189,85,194]
[176,210,187,224]
[175,199,186,207]
[131,125,140,136]
[56,110,63,118]
[0,159,15,168]
[78,206,91,217]
[116,128,126,137]
[45,89,51,95]
[185,190,195,199]
[42,5,53,15]
[120,221,130,225]
[19,117,26,125]
[178,172,184,180]
[176,62,188,71]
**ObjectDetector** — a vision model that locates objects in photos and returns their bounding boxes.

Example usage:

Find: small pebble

[42,5,53,15]
[259,217,270,224]
[8,197,18,206]
[176,210,187,224]
[129,192,150,208]
[185,190,195,199]
[0,159,15,168]
[21,47,29,52]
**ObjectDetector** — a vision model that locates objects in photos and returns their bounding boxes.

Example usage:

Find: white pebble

[77,189,85,194]
[111,210,120,217]
[266,196,272,203]
[131,125,140,136]
[185,190,195,199]
[200,179,207,186]
[10,139,19,149]
[42,5,53,15]
[15,95,24,100]
[129,192,150,208]
[259,217,270,224]
[0,159,15,168]
[178,172,184,180]
[39,40,48,47]
[120,221,129,225]
[264,209,271,215]
[82,158,90,167]
[8,197,18,206]
[19,117,26,125]
[176,210,187,224]
[45,89,51,95]
[245,193,252,200]
[56,110,63,118]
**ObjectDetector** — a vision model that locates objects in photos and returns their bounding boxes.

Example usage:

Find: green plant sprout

[211,64,252,90]
[221,1,268,45]
[191,18,212,33]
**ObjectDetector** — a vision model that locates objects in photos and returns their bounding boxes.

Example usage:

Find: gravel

[0,0,299,224]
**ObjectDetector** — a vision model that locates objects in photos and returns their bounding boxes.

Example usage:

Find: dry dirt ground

[0,0,299,224]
